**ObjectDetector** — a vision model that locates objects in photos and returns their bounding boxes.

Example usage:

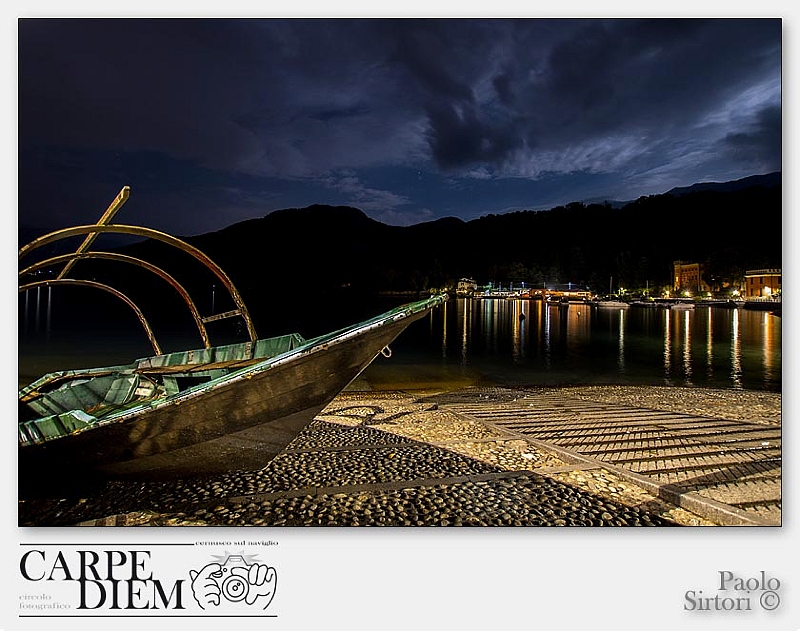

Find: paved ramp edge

[448,407,778,527]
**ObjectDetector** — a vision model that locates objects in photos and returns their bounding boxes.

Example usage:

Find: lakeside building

[545,289,593,301]
[529,285,593,301]
[456,278,478,296]
[673,260,710,296]
[744,268,781,299]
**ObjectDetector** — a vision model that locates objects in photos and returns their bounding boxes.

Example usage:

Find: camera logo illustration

[189,554,277,611]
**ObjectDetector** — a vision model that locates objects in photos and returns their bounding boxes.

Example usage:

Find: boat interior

[18,333,306,444]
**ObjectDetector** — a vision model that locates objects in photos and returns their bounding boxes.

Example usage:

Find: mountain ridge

[80,171,780,336]
[186,171,781,240]
[664,172,781,197]
[580,171,780,212]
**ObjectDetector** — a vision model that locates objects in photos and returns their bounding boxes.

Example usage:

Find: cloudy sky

[17,17,782,239]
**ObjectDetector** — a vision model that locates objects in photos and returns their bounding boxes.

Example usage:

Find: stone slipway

[21,385,780,527]
[421,385,781,526]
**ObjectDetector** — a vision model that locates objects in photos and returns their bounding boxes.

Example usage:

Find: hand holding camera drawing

[190,555,277,610]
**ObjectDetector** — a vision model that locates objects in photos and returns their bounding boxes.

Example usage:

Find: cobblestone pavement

[560,385,781,425]
[18,386,778,527]
[424,385,781,525]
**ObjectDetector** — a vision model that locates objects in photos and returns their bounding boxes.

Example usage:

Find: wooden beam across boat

[134,357,264,375]
[55,185,130,280]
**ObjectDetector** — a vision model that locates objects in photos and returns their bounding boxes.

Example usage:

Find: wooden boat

[18,187,446,488]
[593,299,630,309]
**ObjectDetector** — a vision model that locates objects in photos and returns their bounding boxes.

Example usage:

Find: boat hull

[19,301,435,490]
[594,301,629,309]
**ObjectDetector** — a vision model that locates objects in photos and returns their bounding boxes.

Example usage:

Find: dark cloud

[308,104,372,122]
[492,71,515,106]
[488,19,779,149]
[425,100,523,169]
[17,18,782,234]
[721,104,782,171]
[391,22,476,102]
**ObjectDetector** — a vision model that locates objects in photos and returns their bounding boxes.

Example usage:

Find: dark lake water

[18,293,781,393]
[361,297,781,393]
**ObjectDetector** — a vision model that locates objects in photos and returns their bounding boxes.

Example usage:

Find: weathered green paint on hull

[19,295,445,490]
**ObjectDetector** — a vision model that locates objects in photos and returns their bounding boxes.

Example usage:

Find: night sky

[17,17,782,240]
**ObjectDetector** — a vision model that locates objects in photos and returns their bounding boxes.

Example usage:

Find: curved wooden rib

[19,279,162,355]
[19,224,257,343]
[19,252,211,349]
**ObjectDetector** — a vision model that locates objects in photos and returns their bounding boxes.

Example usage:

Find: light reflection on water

[19,293,781,392]
[731,308,742,388]
[386,298,781,392]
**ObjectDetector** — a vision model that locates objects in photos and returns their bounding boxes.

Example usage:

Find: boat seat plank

[134,357,264,375]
